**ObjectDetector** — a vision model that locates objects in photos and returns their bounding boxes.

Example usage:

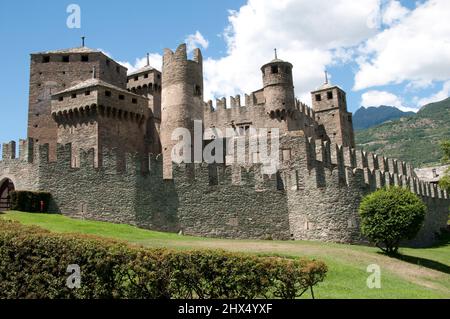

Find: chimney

[432,168,438,178]
[146,53,150,66]
[81,36,85,47]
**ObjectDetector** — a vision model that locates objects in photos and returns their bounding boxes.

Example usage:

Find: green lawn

[2,211,449,299]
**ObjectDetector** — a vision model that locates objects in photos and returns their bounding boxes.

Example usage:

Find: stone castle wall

[1,137,448,246]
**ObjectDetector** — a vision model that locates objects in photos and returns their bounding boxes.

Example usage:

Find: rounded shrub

[359,186,426,254]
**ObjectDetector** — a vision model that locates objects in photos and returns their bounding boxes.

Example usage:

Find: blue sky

[1,0,449,143]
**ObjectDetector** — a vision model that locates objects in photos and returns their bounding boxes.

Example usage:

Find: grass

[2,211,450,299]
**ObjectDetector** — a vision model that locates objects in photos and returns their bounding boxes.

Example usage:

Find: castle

[0,42,448,246]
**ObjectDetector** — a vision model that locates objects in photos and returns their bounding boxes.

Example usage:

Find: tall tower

[261,50,296,131]
[161,44,204,179]
[28,45,127,159]
[311,75,355,147]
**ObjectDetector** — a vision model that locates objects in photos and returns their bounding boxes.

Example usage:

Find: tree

[439,140,450,192]
[359,187,426,255]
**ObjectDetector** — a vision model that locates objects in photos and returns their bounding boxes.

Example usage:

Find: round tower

[161,43,204,179]
[261,51,295,120]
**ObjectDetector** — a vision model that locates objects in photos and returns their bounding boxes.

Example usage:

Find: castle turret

[161,44,204,179]
[311,74,355,147]
[261,50,296,131]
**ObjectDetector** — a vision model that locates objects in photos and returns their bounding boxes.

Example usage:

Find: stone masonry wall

[0,137,448,247]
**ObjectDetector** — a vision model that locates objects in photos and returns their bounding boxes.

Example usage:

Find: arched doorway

[0,178,15,211]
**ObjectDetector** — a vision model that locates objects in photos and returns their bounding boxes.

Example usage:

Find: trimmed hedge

[0,220,327,299]
[10,191,51,212]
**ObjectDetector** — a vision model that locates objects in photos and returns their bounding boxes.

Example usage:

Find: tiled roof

[53,78,139,97]
[33,46,101,55]
[127,65,157,77]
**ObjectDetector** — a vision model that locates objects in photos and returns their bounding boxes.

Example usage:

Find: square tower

[311,83,355,148]
[28,47,128,159]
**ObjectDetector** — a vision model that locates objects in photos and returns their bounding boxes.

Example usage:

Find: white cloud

[382,0,410,26]
[354,0,450,90]
[416,80,450,106]
[118,53,162,74]
[202,0,380,103]
[361,90,419,112]
[186,31,209,53]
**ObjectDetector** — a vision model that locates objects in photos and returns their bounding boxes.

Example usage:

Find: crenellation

[230,95,241,107]
[363,168,376,191]
[387,158,398,174]
[343,147,356,168]
[56,143,73,168]
[216,97,227,109]
[19,138,34,163]
[356,150,368,169]
[374,170,385,188]
[79,148,96,170]
[2,141,16,160]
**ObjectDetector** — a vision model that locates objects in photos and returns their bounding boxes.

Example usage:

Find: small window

[157,74,161,79]
[71,93,76,99]
[132,98,137,104]
[81,55,89,62]
[116,66,120,73]
[315,94,321,102]
[119,94,125,100]
[327,91,333,100]
[271,65,278,74]
[127,79,129,83]
[105,91,111,97]
[194,85,202,96]
[348,115,352,122]
[42,56,50,63]
[106,59,110,66]
[134,76,139,81]
[62,71,66,75]
[62,56,69,62]
[144,74,149,79]
[58,96,63,102]
[34,124,38,128]
[276,172,284,191]
[85,91,90,96]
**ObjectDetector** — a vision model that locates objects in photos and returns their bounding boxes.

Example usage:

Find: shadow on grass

[381,231,450,274]
[394,254,450,274]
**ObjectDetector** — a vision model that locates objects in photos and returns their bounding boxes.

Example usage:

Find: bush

[10,191,51,212]
[0,220,327,299]
[359,187,426,254]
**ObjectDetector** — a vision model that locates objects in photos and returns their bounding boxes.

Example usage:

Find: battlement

[1,139,39,163]
[303,137,448,200]
[204,95,316,120]
[163,43,202,65]
[0,138,162,176]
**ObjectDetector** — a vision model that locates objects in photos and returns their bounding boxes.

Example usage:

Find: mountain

[355,97,450,168]
[353,105,415,130]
